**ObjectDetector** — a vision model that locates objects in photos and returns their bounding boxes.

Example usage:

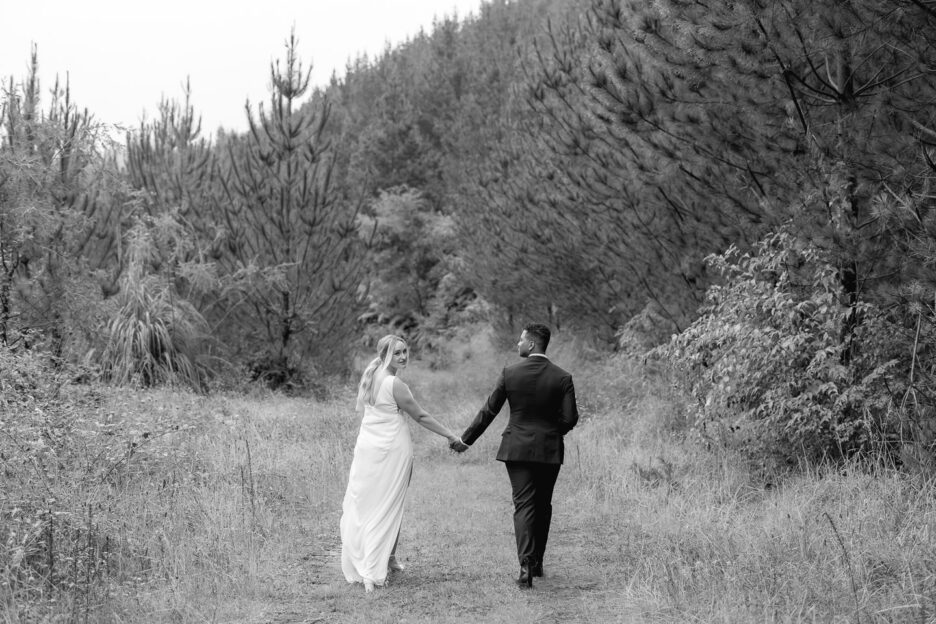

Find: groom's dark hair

[523,323,551,351]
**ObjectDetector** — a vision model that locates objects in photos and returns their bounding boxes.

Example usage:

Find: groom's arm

[461,369,507,446]
[558,374,579,435]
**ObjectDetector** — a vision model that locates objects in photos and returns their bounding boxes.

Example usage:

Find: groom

[451,323,579,588]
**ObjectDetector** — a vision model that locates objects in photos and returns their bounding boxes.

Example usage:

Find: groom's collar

[528,353,549,359]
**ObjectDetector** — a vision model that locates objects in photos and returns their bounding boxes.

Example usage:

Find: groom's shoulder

[504,360,526,374]
[503,358,536,377]
[545,359,573,379]
[508,357,570,376]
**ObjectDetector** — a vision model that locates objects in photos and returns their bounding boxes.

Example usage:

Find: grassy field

[2,332,935,623]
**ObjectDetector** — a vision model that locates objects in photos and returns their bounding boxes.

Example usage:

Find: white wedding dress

[340,375,414,586]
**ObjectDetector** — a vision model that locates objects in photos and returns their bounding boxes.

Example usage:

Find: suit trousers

[505,461,561,566]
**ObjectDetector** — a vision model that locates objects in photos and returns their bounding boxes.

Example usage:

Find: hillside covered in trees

[3,0,936,457]
[4,1,936,621]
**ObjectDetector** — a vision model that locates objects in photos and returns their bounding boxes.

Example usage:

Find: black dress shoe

[531,561,543,577]
[516,563,533,588]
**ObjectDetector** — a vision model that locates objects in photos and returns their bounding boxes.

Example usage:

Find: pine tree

[470,0,936,342]
[553,0,936,452]
[0,48,112,357]
[449,0,605,335]
[213,32,370,380]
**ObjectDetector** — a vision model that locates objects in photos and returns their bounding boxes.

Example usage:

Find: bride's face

[386,341,409,373]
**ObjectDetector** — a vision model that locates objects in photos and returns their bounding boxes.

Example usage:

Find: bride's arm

[392,378,460,443]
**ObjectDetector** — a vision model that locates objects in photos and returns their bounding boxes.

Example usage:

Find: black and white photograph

[2,0,936,622]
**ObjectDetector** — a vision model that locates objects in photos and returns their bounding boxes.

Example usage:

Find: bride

[340,334,467,592]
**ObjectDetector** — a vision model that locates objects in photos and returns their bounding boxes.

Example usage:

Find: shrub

[656,228,906,463]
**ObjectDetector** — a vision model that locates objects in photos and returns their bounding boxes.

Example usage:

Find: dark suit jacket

[462,355,579,464]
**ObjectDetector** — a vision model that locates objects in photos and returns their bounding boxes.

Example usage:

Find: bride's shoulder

[377,373,403,391]
[387,375,411,395]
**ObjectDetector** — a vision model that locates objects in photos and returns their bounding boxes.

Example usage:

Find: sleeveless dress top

[340,375,415,586]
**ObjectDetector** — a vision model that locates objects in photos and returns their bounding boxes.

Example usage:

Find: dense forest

[3,0,936,458]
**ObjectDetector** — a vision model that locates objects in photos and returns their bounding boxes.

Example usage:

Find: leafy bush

[656,228,908,463]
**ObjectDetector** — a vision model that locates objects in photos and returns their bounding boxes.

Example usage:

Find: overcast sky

[1,0,484,135]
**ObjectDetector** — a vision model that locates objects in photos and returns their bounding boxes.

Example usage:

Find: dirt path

[251,436,641,624]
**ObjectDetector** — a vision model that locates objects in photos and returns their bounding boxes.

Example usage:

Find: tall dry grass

[565,351,936,623]
[3,327,936,622]
[1,372,358,622]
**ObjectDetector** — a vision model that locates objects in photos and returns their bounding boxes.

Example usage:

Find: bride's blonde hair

[356,334,407,408]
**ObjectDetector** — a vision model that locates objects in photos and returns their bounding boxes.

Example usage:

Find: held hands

[448,436,469,453]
